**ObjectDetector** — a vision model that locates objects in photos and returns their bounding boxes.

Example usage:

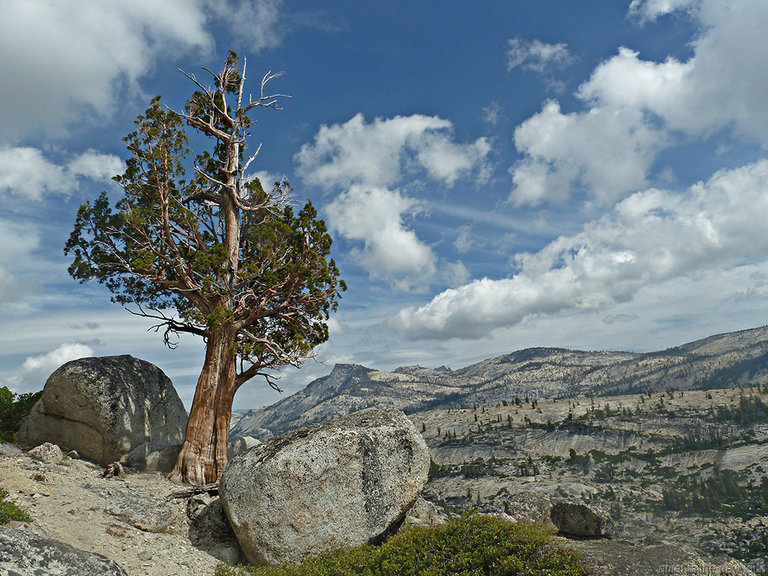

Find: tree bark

[169,324,238,485]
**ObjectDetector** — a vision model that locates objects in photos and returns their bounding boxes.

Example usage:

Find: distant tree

[0,387,42,443]
[65,52,345,485]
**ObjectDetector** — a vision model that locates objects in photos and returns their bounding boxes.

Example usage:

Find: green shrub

[0,488,32,524]
[657,465,749,515]
[216,514,587,576]
[0,386,42,443]
[714,394,768,426]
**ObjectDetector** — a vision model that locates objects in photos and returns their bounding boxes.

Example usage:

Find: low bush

[216,514,587,576]
[0,488,32,524]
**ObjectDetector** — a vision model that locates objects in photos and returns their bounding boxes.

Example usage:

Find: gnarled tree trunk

[169,324,238,485]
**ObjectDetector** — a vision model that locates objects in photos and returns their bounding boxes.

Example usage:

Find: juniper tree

[65,52,345,485]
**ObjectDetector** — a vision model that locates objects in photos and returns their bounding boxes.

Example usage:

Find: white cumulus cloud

[628,0,699,23]
[0,0,213,139]
[510,100,664,205]
[0,148,66,201]
[297,113,490,290]
[67,150,125,182]
[5,343,94,394]
[0,147,123,200]
[296,113,489,190]
[326,186,436,291]
[511,0,768,205]
[395,160,768,339]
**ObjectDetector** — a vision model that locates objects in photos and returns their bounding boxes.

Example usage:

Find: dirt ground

[0,448,229,576]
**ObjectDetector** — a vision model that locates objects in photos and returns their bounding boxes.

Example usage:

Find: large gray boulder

[220,409,430,566]
[550,501,615,538]
[17,355,187,472]
[0,525,128,575]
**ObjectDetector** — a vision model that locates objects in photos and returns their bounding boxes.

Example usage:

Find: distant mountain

[232,325,768,438]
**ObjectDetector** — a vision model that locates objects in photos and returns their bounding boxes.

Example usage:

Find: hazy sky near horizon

[2,0,768,410]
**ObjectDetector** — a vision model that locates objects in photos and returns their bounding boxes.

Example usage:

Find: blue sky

[2,0,768,410]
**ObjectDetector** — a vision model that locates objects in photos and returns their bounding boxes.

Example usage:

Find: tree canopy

[65,51,345,484]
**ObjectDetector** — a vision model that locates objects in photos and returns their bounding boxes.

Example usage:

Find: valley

[232,326,768,573]
[417,386,768,573]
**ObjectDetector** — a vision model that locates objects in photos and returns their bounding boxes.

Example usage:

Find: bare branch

[194,165,228,189]
[179,112,231,141]
[237,57,247,112]
[241,143,263,173]
[177,68,210,94]
[127,304,206,349]
[240,70,292,113]
[183,186,222,206]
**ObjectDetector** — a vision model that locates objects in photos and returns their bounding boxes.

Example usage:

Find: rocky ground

[1,412,762,575]
[413,385,768,574]
[0,446,241,576]
[4,327,767,574]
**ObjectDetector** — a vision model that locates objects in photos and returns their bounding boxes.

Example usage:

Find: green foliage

[669,425,726,452]
[215,514,586,576]
[517,456,540,477]
[713,394,768,425]
[66,99,191,311]
[461,458,494,479]
[0,387,42,443]
[0,488,32,524]
[657,465,756,515]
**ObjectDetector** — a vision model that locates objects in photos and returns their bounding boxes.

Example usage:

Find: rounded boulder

[550,501,616,538]
[220,409,430,566]
[17,355,187,471]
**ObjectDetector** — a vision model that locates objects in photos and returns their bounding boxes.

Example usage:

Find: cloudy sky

[2,0,768,410]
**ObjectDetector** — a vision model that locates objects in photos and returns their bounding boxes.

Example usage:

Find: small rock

[105,505,125,517]
[105,524,127,538]
[228,435,260,458]
[28,442,64,464]
[187,493,213,520]
[102,461,126,478]
[66,450,80,459]
[399,496,447,531]
[0,442,22,456]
